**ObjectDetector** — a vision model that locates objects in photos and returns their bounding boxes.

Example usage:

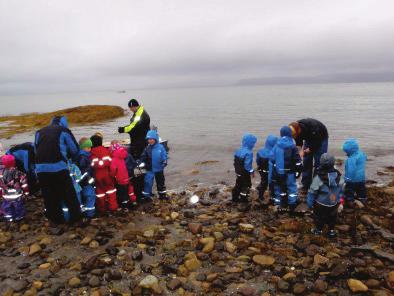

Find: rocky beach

[0,167,393,296]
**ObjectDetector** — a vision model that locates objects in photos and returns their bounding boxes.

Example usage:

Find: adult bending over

[35,116,82,224]
[118,99,150,159]
[289,118,329,190]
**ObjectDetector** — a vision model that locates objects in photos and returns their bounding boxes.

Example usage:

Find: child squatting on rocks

[140,130,168,201]
[256,134,278,201]
[342,138,367,205]
[307,153,344,238]
[0,155,29,222]
[232,133,257,203]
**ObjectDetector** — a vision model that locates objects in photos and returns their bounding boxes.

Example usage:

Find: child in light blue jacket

[342,138,367,203]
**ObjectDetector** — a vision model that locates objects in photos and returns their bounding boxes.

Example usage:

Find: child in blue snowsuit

[271,126,302,211]
[307,153,344,238]
[140,130,168,200]
[342,138,367,203]
[77,138,96,218]
[256,135,278,200]
[232,133,257,203]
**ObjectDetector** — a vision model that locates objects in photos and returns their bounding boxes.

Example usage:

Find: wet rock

[48,227,64,236]
[184,253,202,271]
[188,223,202,234]
[337,224,351,232]
[89,240,100,248]
[282,272,296,282]
[347,279,368,292]
[196,273,206,281]
[225,241,237,254]
[17,263,30,270]
[32,281,43,290]
[200,237,215,253]
[330,260,350,278]
[252,255,275,266]
[183,210,195,218]
[68,277,81,287]
[313,279,328,293]
[171,211,179,220]
[39,237,52,246]
[2,279,28,292]
[39,263,51,269]
[89,276,100,287]
[80,236,92,245]
[314,254,329,266]
[139,275,161,294]
[293,283,306,294]
[365,279,380,288]
[239,223,254,233]
[105,246,119,256]
[132,250,143,261]
[277,279,289,292]
[239,286,257,296]
[166,278,181,291]
[143,229,155,238]
[141,263,152,273]
[29,243,42,256]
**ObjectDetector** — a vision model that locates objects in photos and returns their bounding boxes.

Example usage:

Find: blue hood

[277,136,294,149]
[343,138,359,156]
[280,126,292,138]
[146,130,159,143]
[51,116,69,128]
[242,133,257,150]
[258,135,278,158]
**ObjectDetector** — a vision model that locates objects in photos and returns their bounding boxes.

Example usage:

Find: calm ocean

[1,82,394,188]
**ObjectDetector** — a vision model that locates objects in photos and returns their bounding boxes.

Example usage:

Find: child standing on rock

[271,126,302,212]
[140,130,168,201]
[77,138,96,218]
[90,134,118,214]
[307,153,344,238]
[342,138,367,205]
[232,133,257,203]
[110,142,137,209]
[0,155,29,222]
[256,134,278,201]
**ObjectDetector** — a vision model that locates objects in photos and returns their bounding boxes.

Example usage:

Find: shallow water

[1,82,394,188]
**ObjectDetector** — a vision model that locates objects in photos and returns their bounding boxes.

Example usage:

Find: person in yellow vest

[118,99,150,159]
[118,99,150,201]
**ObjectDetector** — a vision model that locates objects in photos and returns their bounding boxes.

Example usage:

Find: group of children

[232,126,367,238]
[0,129,168,222]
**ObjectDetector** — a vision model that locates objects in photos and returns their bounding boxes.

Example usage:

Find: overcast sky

[1,0,394,94]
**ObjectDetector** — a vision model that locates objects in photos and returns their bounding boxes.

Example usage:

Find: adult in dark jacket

[6,142,40,195]
[289,118,329,190]
[118,99,150,159]
[35,116,82,224]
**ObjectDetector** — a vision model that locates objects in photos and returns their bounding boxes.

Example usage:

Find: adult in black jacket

[35,116,82,224]
[289,118,329,190]
[118,99,150,159]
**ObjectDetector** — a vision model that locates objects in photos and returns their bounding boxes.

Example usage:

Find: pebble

[347,278,368,292]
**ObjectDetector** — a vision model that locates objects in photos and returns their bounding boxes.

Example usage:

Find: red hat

[2,155,15,168]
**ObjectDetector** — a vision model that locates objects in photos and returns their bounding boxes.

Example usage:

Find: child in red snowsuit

[109,142,137,209]
[90,135,118,214]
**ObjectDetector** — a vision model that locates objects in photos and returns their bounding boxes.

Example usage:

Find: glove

[118,126,125,133]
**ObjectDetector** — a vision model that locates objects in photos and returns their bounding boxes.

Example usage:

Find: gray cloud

[0,0,394,94]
